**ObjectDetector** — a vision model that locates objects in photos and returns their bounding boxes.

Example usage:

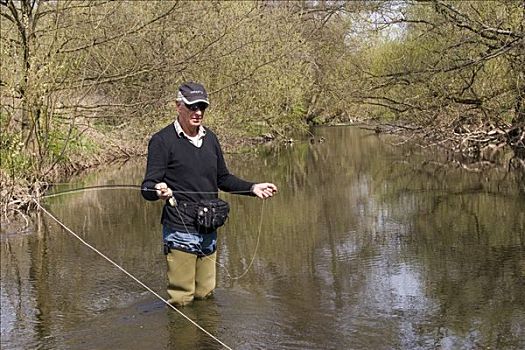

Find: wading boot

[195,252,217,299]
[166,249,197,306]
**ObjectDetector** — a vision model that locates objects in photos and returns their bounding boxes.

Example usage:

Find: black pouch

[196,198,230,231]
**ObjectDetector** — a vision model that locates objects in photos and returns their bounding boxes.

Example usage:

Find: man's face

[177,102,207,129]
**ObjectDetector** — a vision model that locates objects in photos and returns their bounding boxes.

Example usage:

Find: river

[1,126,524,349]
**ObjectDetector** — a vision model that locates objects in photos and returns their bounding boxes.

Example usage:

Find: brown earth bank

[367,120,525,172]
[2,121,524,234]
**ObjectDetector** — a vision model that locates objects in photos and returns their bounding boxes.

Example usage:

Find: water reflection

[2,126,524,349]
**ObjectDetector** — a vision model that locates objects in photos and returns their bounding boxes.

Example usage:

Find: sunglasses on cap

[184,102,208,112]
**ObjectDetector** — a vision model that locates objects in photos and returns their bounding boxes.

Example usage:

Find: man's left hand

[252,183,278,199]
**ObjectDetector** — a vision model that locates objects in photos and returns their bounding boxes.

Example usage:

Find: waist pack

[195,198,230,231]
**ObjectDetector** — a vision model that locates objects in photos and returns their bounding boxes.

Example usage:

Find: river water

[2,126,524,350]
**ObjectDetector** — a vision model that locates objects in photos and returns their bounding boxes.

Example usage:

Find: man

[141,82,277,306]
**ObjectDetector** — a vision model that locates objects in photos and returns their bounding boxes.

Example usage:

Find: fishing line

[214,200,265,280]
[171,198,266,281]
[32,198,234,350]
[32,184,269,348]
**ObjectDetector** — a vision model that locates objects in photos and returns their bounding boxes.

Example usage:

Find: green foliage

[46,126,98,161]
[0,127,33,178]
[362,1,525,126]
[1,113,97,180]
[1,0,523,187]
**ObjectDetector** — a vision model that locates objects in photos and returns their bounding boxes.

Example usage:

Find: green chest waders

[166,249,216,306]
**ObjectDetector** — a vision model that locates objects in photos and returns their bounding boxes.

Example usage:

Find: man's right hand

[155,182,173,200]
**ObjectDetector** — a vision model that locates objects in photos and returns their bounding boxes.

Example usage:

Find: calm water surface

[2,126,524,350]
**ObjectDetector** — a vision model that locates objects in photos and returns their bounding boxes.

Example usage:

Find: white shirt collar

[173,120,206,147]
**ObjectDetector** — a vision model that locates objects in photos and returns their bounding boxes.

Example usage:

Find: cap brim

[180,95,209,105]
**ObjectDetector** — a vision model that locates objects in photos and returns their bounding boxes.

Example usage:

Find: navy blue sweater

[141,123,254,231]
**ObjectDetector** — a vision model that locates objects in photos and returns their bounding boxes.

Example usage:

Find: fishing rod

[41,184,253,200]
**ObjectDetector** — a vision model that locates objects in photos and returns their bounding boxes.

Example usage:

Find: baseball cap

[177,82,209,105]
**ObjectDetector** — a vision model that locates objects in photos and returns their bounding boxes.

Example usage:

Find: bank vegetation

[1,0,524,221]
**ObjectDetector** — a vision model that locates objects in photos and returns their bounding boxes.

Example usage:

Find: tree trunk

[512,0,525,126]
